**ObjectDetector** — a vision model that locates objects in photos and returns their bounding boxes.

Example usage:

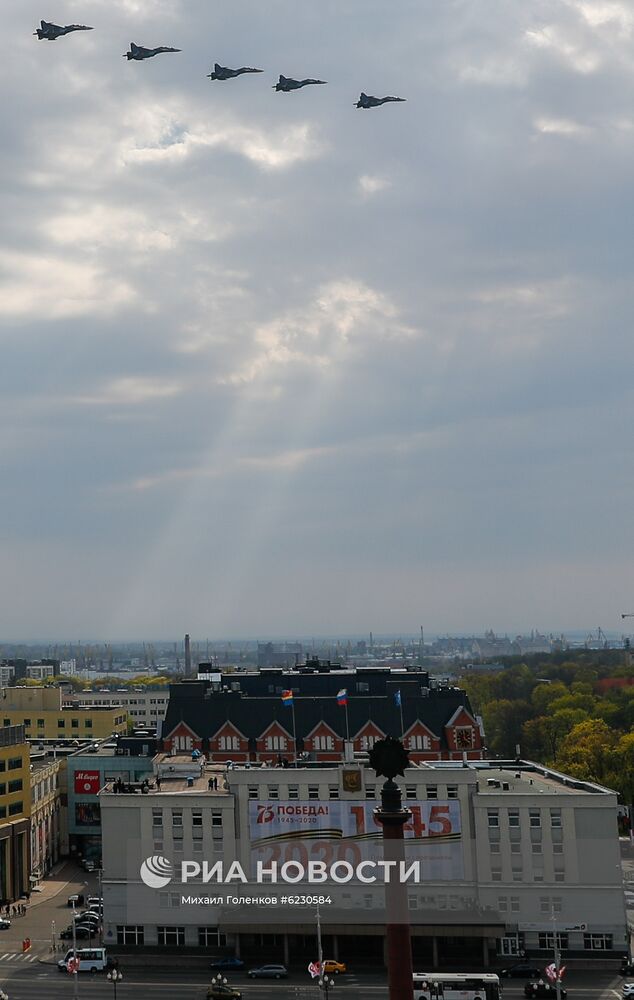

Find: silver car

[247,965,288,980]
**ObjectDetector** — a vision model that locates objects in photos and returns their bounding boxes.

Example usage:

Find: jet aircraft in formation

[34,20,93,40]
[34,20,405,109]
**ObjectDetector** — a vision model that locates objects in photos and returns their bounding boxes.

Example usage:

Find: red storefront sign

[74,770,101,795]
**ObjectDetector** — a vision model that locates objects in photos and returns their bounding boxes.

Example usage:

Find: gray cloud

[1,0,634,638]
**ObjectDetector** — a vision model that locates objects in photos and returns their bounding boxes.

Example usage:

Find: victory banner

[249,799,463,880]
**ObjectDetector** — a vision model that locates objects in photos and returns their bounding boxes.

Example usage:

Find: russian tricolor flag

[281,690,294,707]
[337,688,348,706]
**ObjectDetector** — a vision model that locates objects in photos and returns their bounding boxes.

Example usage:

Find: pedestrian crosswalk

[0,951,42,963]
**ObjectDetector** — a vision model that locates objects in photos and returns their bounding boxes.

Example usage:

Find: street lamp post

[107,968,123,999]
[319,975,335,1000]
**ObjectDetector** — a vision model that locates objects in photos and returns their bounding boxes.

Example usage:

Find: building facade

[0,726,30,903]
[100,757,627,967]
[0,687,127,741]
[161,666,485,765]
[29,757,64,882]
[62,687,170,730]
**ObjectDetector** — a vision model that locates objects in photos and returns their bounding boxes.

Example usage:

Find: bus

[413,973,501,1000]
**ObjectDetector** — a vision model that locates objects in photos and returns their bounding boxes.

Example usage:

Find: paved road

[0,965,631,1000]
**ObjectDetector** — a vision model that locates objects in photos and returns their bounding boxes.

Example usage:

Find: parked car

[210,958,245,971]
[67,894,85,907]
[57,947,108,973]
[0,918,10,931]
[501,963,541,978]
[60,925,93,941]
[322,959,346,975]
[87,897,102,908]
[81,859,97,872]
[622,960,634,976]
[247,964,288,980]
[622,985,634,998]
[74,914,100,926]
[524,982,567,999]
[207,985,242,1000]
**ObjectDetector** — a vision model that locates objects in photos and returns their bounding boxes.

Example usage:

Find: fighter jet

[355,93,406,109]
[274,75,326,93]
[34,20,93,40]
[207,63,263,81]
[123,42,181,61]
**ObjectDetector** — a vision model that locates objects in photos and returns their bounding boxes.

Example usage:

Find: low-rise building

[0,726,30,903]
[99,757,627,967]
[62,686,170,730]
[0,687,127,741]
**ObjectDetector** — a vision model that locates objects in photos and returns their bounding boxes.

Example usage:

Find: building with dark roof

[161,663,484,764]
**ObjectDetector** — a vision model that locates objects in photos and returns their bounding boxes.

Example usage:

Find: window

[427,786,438,800]
[2,720,9,728]
[510,897,520,913]
[265,735,287,751]
[152,810,163,827]
[329,786,339,799]
[153,841,164,852]
[359,735,378,751]
[487,810,499,828]
[192,811,203,827]
[405,785,416,800]
[23,719,31,727]
[408,734,431,751]
[8,757,22,771]
[529,809,541,828]
[117,925,144,945]
[8,802,23,816]
[508,810,520,827]
[211,812,222,828]
[554,872,565,882]
[8,779,22,793]
[539,933,568,950]
[553,842,564,854]
[157,927,185,946]
[198,926,227,947]
[308,786,319,800]
[37,719,44,728]
[57,720,65,729]
[498,896,508,912]
[268,786,279,800]
[248,786,258,799]
[85,720,93,729]
[512,868,523,882]
[550,809,562,828]
[172,810,183,827]
[365,787,375,799]
[490,842,500,854]
[288,785,299,799]
[447,786,458,799]
[491,868,502,882]
[314,735,335,751]
[584,933,612,951]
[0,807,5,819]
[72,720,79,729]
[219,735,240,751]
[531,842,543,854]
[510,842,521,853]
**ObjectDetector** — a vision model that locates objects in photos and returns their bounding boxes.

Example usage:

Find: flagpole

[345,701,350,743]
[292,700,298,767]
[399,701,404,740]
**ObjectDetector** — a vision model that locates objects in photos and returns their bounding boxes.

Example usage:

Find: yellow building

[0,725,30,903]
[0,687,127,741]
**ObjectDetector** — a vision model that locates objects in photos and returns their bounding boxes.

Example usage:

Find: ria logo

[140,856,173,889]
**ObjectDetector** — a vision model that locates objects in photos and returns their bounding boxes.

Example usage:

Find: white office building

[63,688,170,730]
[100,757,627,968]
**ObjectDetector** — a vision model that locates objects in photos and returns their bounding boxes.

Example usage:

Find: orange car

[322,960,346,975]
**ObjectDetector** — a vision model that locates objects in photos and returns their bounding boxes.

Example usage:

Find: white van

[58,948,108,973]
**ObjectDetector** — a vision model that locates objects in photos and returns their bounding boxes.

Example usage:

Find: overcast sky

[2,0,634,640]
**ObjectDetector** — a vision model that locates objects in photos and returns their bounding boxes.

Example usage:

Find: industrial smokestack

[184,634,192,677]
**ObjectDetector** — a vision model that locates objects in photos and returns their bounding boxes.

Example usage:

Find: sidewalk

[28,861,71,909]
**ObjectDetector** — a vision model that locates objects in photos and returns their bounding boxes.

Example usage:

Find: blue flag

[394,690,401,707]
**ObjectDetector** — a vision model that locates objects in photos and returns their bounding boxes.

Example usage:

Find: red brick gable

[444,707,481,752]
[304,720,344,754]
[353,721,385,751]
[402,719,441,753]
[162,720,202,752]
[209,721,249,755]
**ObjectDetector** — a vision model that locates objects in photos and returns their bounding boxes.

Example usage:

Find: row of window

[0,757,23,772]
[152,810,223,827]
[491,869,566,883]
[488,808,562,829]
[0,801,23,818]
[5,718,93,730]
[246,783,458,800]
[491,841,564,854]
[116,925,226,947]
[0,780,23,795]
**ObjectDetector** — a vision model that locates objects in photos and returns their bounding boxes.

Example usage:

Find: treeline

[19,674,173,690]
[460,650,634,805]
